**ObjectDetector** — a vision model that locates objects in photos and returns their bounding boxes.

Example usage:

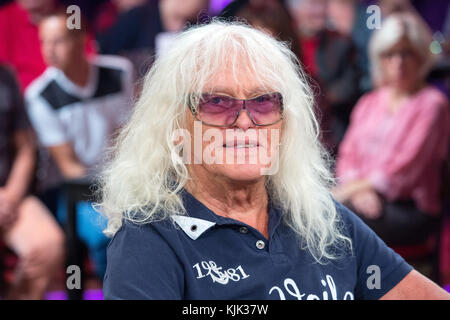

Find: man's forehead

[39,16,68,36]
[204,71,274,97]
[204,85,272,96]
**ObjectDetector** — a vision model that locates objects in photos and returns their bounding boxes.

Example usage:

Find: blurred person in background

[0,65,64,299]
[0,0,58,90]
[96,0,210,80]
[220,0,302,60]
[287,0,361,154]
[376,0,433,83]
[25,12,134,280]
[0,0,97,91]
[95,0,163,79]
[327,0,372,93]
[333,13,449,249]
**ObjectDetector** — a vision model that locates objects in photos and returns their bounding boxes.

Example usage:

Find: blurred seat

[62,177,96,300]
[392,157,450,285]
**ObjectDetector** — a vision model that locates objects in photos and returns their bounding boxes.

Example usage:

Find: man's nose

[233,107,255,131]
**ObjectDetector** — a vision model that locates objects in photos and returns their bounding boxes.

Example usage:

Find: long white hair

[97,20,352,263]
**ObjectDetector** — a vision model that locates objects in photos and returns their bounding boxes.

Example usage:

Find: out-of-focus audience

[95,0,210,80]
[0,0,96,91]
[333,13,449,247]
[287,0,361,152]
[327,0,372,93]
[25,12,134,280]
[0,65,64,299]
[0,0,449,298]
[221,0,302,59]
[0,0,58,91]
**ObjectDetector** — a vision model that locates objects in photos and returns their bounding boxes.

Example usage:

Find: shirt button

[256,240,265,250]
[239,227,248,234]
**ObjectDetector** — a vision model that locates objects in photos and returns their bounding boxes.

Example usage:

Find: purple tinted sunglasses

[188,92,284,127]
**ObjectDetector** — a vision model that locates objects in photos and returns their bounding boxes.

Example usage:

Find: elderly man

[99,21,449,300]
[25,12,134,280]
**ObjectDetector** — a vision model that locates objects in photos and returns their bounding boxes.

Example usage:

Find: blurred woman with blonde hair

[334,13,449,249]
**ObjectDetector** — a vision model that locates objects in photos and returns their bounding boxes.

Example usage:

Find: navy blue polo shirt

[103,190,413,300]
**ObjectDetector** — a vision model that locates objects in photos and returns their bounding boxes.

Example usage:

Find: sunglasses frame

[187,92,284,128]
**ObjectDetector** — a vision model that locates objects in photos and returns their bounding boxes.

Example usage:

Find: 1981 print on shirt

[191,259,355,300]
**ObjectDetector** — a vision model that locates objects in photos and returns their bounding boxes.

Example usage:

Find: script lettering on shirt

[193,260,250,285]
[269,275,354,300]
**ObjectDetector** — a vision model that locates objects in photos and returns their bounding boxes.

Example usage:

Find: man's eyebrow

[205,86,272,96]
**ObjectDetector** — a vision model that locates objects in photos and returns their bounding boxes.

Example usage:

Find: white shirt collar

[171,215,216,240]
[52,61,98,99]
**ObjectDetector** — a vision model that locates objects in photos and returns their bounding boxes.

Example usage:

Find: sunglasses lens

[196,93,282,126]
[198,95,240,126]
[246,93,282,125]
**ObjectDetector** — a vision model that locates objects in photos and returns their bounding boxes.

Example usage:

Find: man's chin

[217,164,267,182]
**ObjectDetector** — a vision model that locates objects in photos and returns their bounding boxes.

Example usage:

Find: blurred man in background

[25,12,134,280]
[287,0,361,153]
[0,0,97,91]
[0,65,64,299]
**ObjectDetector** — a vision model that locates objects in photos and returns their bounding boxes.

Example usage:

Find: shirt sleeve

[103,220,184,300]
[368,100,450,199]
[25,93,68,147]
[336,201,414,300]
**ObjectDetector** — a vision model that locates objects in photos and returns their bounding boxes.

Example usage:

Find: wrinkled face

[380,37,423,90]
[184,67,283,184]
[39,16,84,70]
